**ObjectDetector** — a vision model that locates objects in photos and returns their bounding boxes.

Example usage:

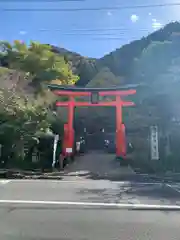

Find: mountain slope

[95,21,180,85]
[49,21,180,88]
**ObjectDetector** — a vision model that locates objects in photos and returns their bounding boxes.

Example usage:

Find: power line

[18,27,158,39]
[38,27,152,32]
[44,35,143,41]
[37,29,151,35]
[18,24,164,33]
[39,27,135,32]
[3,2,180,11]
[17,28,153,39]
[17,26,159,39]
[90,37,139,40]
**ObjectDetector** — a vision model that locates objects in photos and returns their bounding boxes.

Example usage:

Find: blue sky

[1,0,180,58]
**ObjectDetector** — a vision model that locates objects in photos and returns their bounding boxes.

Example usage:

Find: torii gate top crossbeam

[53,90,136,96]
[47,84,136,96]
[47,84,139,92]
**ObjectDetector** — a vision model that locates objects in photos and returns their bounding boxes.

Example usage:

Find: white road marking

[0,199,180,209]
[4,179,161,185]
[7,179,104,184]
[0,180,11,184]
[114,181,161,185]
[166,183,180,194]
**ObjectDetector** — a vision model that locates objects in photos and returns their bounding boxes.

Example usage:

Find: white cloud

[152,21,163,30]
[19,31,27,35]
[148,12,152,16]
[130,14,139,23]
[107,11,112,16]
[152,18,157,22]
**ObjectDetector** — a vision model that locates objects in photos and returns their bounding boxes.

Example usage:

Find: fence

[0,135,62,171]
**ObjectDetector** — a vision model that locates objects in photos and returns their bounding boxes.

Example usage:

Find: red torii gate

[48,85,136,161]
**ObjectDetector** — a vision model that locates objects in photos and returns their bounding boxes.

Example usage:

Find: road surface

[0,153,180,239]
[62,152,135,181]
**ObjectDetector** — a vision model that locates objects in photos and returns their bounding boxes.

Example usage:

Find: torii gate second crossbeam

[48,85,136,160]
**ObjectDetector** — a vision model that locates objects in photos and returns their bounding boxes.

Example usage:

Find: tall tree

[0,40,79,86]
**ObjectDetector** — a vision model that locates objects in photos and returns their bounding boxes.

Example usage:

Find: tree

[0,40,79,87]
[0,41,79,161]
[86,67,122,88]
[0,88,50,145]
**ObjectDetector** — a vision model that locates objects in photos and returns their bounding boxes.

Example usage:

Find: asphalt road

[0,153,180,239]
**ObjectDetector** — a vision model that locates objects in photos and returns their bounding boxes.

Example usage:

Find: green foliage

[0,40,81,167]
[0,40,79,85]
[86,67,122,88]
[0,87,66,168]
[0,89,50,143]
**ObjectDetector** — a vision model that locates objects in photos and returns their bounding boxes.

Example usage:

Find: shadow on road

[75,181,180,205]
[125,182,180,201]
[63,152,138,181]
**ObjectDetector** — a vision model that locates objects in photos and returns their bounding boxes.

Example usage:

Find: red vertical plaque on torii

[48,85,136,160]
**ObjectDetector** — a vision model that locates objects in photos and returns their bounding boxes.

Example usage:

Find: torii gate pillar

[116,95,124,157]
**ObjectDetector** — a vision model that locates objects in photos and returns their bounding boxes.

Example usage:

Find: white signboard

[52,134,59,168]
[76,142,81,152]
[150,126,159,160]
[66,148,72,153]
